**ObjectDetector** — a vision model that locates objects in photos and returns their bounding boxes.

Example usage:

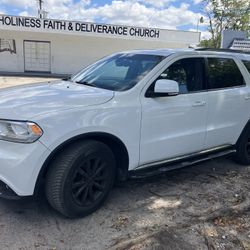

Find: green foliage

[199,38,215,48]
[201,0,250,48]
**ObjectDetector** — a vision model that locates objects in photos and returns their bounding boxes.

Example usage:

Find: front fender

[36,105,141,170]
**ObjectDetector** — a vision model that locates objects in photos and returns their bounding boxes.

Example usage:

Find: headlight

[0,120,43,143]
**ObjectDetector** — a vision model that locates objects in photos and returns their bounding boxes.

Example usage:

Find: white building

[0,14,200,75]
[221,30,250,52]
[230,39,250,52]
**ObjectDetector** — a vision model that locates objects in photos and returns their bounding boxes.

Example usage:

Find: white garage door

[24,40,51,72]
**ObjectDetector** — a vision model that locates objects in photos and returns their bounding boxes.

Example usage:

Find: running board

[129,149,236,179]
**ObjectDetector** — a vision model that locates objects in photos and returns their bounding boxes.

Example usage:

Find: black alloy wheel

[71,157,109,207]
[45,140,115,218]
[235,125,250,165]
[246,136,250,156]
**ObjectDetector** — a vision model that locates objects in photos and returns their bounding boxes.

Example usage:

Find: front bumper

[0,180,20,199]
[0,139,50,196]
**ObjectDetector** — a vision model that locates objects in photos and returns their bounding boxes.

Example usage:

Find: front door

[24,40,51,73]
[140,57,208,166]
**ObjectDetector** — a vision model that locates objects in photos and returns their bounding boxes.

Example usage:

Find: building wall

[0,32,24,73]
[0,30,197,75]
[221,30,247,49]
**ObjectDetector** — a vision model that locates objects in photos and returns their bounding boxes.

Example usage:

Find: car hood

[0,80,114,120]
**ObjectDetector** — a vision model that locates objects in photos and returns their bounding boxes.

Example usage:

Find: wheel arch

[236,119,250,145]
[34,132,129,195]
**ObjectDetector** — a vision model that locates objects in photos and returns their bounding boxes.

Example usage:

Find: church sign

[0,15,161,40]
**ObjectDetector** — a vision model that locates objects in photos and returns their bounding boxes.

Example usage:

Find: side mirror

[146,79,179,97]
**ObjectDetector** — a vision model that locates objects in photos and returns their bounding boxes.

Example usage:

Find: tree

[201,0,250,48]
[199,38,214,48]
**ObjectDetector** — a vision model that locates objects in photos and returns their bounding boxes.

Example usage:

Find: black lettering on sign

[102,25,108,34]
[30,19,36,28]
[123,27,128,36]
[129,27,160,38]
[68,22,73,31]
[155,30,160,38]
[0,15,3,25]
[0,16,42,28]
[75,23,84,31]
[43,20,67,30]
[0,15,161,39]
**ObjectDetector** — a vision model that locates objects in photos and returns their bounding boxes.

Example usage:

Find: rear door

[205,56,250,148]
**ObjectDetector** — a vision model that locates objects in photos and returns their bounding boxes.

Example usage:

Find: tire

[45,140,116,218]
[235,125,250,165]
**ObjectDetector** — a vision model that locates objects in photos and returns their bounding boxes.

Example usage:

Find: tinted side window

[243,60,250,74]
[157,58,205,94]
[207,58,245,89]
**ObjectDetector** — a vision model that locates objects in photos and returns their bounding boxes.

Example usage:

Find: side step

[129,149,236,179]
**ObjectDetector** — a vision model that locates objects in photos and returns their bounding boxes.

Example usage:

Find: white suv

[0,49,250,218]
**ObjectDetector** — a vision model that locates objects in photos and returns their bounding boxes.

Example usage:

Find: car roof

[122,48,190,57]
[122,48,250,61]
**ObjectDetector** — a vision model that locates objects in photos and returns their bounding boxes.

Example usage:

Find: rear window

[207,58,245,89]
[243,60,250,73]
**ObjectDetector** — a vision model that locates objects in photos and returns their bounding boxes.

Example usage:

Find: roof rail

[195,48,250,55]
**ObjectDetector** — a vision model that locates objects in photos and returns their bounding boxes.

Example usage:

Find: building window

[0,39,16,54]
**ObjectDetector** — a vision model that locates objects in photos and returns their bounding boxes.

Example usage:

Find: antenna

[37,0,48,19]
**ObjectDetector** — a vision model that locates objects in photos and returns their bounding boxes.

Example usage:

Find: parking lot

[0,76,250,250]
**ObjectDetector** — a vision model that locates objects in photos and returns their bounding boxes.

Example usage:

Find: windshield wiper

[75,81,98,88]
[62,76,72,81]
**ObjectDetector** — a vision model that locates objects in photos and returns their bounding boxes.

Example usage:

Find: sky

[0,0,211,39]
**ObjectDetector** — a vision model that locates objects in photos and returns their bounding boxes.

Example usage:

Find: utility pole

[196,17,204,32]
[38,0,43,18]
[37,0,48,19]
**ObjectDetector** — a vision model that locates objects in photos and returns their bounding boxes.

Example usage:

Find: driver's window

[158,57,205,94]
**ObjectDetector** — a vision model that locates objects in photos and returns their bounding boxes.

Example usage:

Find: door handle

[192,101,206,107]
[245,95,250,100]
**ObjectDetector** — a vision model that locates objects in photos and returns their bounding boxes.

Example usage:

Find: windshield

[71,53,165,91]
